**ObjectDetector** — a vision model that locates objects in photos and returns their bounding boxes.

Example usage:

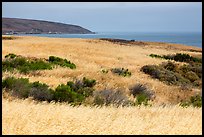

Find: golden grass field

[2,36,202,135]
[2,98,202,135]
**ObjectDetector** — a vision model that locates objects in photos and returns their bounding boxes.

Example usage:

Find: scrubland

[2,36,202,135]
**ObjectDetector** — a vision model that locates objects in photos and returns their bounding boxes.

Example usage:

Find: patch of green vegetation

[141,61,202,88]
[2,55,52,74]
[48,56,76,69]
[5,53,17,59]
[101,69,109,74]
[135,93,151,106]
[129,84,154,106]
[59,77,96,103]
[149,53,202,63]
[111,68,131,77]
[54,84,85,104]
[2,77,54,101]
[2,76,96,105]
[180,94,202,108]
[2,54,76,74]
[149,54,163,59]
[3,76,156,107]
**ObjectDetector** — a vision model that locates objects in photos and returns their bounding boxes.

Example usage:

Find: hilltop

[2,17,94,34]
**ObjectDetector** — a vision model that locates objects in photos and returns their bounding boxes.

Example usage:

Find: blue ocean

[17,32,202,48]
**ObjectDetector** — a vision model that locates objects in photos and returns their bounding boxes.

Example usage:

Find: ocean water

[17,32,202,48]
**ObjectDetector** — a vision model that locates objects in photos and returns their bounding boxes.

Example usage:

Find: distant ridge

[2,17,95,34]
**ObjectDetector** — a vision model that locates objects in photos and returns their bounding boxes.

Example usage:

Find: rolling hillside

[2,17,94,34]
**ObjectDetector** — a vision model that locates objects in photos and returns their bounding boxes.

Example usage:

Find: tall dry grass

[2,98,202,135]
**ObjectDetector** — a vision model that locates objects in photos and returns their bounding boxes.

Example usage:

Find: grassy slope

[2,36,202,135]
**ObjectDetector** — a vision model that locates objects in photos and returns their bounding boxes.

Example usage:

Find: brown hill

[2,17,94,34]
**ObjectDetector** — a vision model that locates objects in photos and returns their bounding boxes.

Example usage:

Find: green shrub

[149,54,163,59]
[5,53,17,59]
[141,65,162,79]
[54,84,85,103]
[48,56,76,69]
[2,54,77,74]
[129,84,155,100]
[53,77,97,104]
[111,68,131,77]
[129,84,154,106]
[29,60,52,70]
[135,93,150,106]
[2,76,96,105]
[82,77,96,87]
[141,61,202,87]
[180,95,202,108]
[2,77,17,89]
[149,53,202,63]
[2,77,31,98]
[190,95,202,107]
[101,69,109,74]
[66,77,96,97]
[2,55,52,74]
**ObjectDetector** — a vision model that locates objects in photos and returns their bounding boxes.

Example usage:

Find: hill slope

[2,17,94,34]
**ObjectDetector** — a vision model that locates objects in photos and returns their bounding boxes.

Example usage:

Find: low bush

[111,68,131,77]
[2,76,96,105]
[2,77,54,101]
[141,61,201,87]
[93,89,132,107]
[53,77,97,105]
[101,69,109,74]
[82,77,96,87]
[5,53,17,59]
[180,94,202,108]
[29,81,54,102]
[149,54,163,59]
[2,55,52,74]
[2,54,76,74]
[129,84,155,106]
[149,53,202,63]
[135,93,151,106]
[53,84,85,104]
[141,65,162,79]
[129,84,155,99]
[2,77,32,99]
[48,56,76,69]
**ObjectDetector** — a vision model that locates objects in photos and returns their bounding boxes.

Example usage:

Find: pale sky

[2,2,202,32]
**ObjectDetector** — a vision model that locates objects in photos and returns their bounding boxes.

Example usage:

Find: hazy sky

[2,2,202,32]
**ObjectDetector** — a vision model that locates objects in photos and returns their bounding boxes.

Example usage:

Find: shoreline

[2,35,202,53]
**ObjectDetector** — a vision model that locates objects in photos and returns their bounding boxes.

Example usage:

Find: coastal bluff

[2,17,94,34]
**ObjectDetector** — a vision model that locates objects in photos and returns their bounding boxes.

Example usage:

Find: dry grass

[2,98,202,135]
[2,36,202,135]
[2,36,202,104]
